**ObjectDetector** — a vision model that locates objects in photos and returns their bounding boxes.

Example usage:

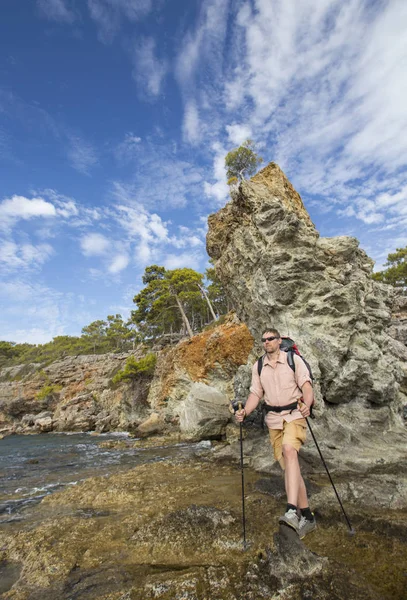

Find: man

[236,327,316,538]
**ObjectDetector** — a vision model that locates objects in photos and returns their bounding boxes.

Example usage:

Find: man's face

[261,332,281,352]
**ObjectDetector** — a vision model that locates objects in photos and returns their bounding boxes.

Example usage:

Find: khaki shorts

[269,418,307,470]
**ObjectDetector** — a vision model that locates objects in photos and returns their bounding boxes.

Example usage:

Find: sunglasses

[261,336,279,343]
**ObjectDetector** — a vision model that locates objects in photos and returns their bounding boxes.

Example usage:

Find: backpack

[257,336,314,381]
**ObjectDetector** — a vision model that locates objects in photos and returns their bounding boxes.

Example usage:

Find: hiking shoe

[299,514,317,539]
[278,508,299,533]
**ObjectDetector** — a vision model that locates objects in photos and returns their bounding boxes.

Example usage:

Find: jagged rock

[179,382,230,439]
[207,162,407,475]
[270,524,327,583]
[0,351,151,435]
[389,293,407,346]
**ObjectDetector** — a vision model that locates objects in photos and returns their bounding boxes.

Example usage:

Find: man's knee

[282,444,298,461]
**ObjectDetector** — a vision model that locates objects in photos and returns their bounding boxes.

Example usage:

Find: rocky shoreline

[1,436,406,599]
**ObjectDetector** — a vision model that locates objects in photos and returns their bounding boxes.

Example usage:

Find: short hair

[261,327,280,338]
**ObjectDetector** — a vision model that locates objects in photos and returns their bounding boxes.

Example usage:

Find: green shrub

[112,353,156,384]
[36,384,62,400]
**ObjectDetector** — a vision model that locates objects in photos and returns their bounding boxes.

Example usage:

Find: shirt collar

[263,351,285,365]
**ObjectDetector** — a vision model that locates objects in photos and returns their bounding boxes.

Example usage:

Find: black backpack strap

[287,349,296,373]
[257,354,265,377]
[288,351,314,382]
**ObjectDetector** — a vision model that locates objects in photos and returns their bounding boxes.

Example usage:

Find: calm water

[0,433,210,524]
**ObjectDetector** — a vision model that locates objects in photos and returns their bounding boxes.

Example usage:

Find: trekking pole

[238,402,248,551]
[302,405,355,535]
[230,400,248,550]
[237,402,248,550]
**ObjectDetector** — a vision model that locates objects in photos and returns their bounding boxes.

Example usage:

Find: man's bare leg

[283,444,308,508]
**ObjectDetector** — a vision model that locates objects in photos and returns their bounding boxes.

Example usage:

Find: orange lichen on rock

[177,322,254,381]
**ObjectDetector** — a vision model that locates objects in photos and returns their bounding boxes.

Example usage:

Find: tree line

[0,263,231,368]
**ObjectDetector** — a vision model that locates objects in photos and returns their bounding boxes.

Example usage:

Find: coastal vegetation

[0,264,228,369]
[112,353,157,384]
[35,383,62,400]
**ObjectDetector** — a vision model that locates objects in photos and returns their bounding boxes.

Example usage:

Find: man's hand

[235,408,246,422]
[299,401,311,418]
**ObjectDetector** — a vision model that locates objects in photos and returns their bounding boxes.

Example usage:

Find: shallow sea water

[0,433,210,524]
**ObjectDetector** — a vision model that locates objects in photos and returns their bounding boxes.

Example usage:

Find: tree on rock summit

[225,139,263,187]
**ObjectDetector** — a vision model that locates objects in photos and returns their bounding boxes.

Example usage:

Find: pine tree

[225,139,263,185]
[373,246,407,292]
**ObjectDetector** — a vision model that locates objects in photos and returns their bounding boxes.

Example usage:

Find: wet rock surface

[1,452,406,600]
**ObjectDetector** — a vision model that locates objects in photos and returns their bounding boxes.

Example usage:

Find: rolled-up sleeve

[250,361,264,399]
[293,355,312,390]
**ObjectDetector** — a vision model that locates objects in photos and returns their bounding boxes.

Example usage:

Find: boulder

[136,412,165,436]
[179,382,230,439]
[34,412,53,433]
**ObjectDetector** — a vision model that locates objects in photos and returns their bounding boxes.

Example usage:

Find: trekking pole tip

[348,528,356,537]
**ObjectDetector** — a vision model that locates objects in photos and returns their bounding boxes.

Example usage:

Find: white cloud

[67,136,98,175]
[148,214,168,239]
[203,142,229,203]
[226,123,252,145]
[169,226,204,249]
[135,241,153,265]
[39,189,79,218]
[0,195,56,223]
[183,100,200,144]
[175,0,231,88]
[0,281,89,344]
[163,251,202,271]
[174,0,407,242]
[87,0,154,43]
[37,0,75,23]
[0,241,54,271]
[110,142,203,210]
[132,37,167,97]
[115,132,142,164]
[114,205,169,243]
[108,253,129,274]
[176,0,231,145]
[80,233,110,256]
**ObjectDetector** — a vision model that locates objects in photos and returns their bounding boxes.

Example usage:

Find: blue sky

[1,0,406,344]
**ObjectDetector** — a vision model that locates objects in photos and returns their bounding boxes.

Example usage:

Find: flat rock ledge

[0,455,405,600]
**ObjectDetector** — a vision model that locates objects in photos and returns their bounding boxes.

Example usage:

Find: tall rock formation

[207,162,407,472]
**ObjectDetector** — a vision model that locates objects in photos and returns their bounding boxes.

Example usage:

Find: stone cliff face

[0,352,151,435]
[207,162,407,473]
[0,318,254,439]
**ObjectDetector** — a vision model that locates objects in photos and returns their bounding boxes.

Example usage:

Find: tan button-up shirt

[250,351,312,430]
